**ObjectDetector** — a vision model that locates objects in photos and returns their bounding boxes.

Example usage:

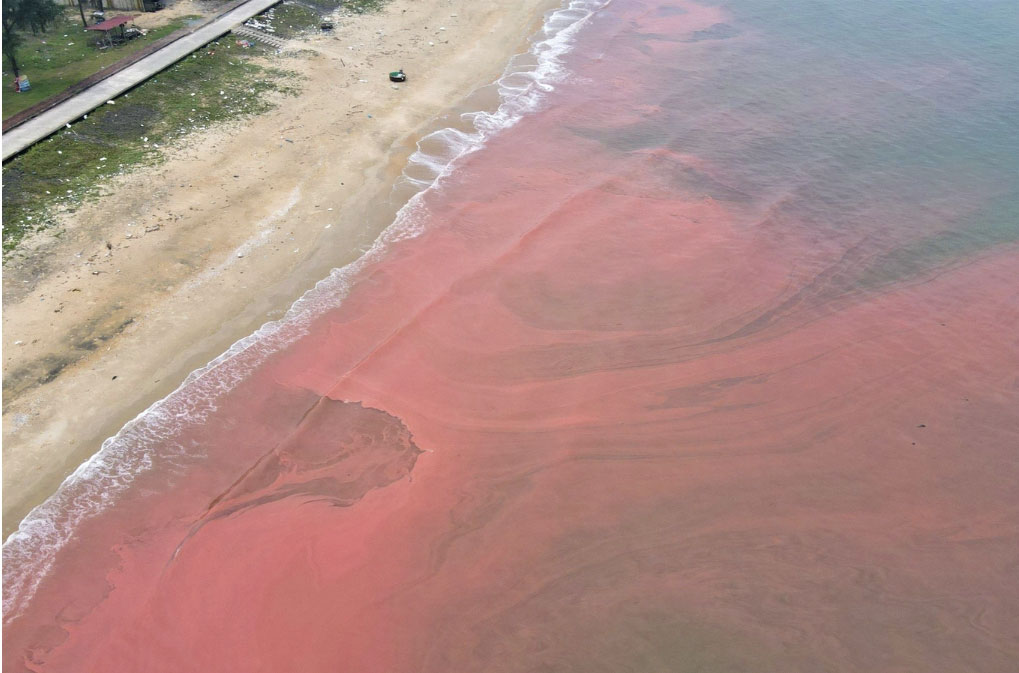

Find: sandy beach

[2,0,559,535]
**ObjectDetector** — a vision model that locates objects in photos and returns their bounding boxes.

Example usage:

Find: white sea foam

[2,0,611,623]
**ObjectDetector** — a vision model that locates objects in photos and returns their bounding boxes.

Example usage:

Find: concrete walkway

[2,0,281,161]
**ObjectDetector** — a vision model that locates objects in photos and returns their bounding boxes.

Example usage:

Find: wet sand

[2,0,560,535]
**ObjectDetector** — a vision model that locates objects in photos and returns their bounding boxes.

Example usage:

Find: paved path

[2,0,281,160]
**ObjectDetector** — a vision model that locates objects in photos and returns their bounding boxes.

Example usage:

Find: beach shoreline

[2,0,561,536]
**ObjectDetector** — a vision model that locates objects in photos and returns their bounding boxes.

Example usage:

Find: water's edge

[2,0,611,624]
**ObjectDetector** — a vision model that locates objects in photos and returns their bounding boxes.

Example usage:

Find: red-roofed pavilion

[85,15,136,48]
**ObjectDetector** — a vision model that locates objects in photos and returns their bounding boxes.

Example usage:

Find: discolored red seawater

[5,1,1019,670]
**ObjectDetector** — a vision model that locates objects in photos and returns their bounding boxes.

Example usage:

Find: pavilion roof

[85,15,134,32]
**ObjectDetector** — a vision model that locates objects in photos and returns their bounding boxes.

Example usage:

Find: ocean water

[4,0,1018,670]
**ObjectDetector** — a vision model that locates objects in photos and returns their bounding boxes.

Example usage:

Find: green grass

[2,9,198,120]
[246,0,393,39]
[343,0,388,14]
[2,38,300,257]
[258,3,323,39]
[279,0,386,14]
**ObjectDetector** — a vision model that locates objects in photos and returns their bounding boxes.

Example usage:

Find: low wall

[63,0,150,12]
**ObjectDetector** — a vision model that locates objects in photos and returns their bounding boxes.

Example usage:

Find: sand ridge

[2,0,561,535]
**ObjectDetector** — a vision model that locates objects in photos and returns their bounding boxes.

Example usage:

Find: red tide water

[5,1,1019,670]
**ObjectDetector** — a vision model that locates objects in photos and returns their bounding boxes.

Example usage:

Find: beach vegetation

[247,0,393,40]
[2,8,196,120]
[249,2,322,39]
[343,0,388,14]
[2,38,300,258]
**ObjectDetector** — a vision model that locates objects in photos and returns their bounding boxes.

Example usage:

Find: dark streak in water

[170,399,422,563]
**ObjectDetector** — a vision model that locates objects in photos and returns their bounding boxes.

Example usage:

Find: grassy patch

[250,3,324,39]
[343,0,388,14]
[2,9,198,120]
[244,0,394,39]
[2,40,300,258]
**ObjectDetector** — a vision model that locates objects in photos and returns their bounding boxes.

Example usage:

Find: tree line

[3,0,107,78]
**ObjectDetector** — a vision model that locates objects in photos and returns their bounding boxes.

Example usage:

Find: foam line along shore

[2,0,569,536]
[3,0,611,625]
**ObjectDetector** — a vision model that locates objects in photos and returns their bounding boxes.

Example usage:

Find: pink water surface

[5,1,1019,670]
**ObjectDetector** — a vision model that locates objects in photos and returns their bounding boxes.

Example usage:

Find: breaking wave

[2,0,611,623]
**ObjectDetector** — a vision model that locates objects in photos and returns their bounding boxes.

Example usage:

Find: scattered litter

[236,252,244,258]
[327,207,333,211]
[99,157,107,161]
[106,100,115,105]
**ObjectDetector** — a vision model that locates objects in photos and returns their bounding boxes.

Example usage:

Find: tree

[2,1,24,77]
[3,0,62,77]
[77,0,88,29]
[30,0,61,32]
